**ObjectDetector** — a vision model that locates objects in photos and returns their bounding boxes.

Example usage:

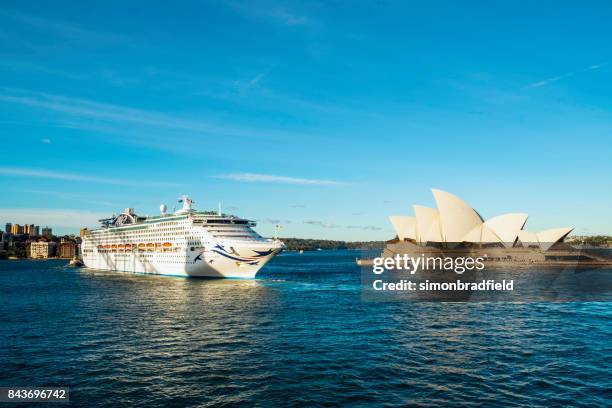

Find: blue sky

[0,0,611,239]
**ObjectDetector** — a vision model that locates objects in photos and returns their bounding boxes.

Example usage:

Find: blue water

[0,250,610,407]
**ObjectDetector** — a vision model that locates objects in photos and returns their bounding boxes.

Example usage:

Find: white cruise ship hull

[83,240,283,279]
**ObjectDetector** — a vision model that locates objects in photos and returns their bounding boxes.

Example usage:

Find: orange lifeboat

[146,243,155,252]
[124,244,132,250]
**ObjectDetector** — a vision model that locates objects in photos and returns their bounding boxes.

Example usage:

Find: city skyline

[1,1,611,239]
[2,222,49,237]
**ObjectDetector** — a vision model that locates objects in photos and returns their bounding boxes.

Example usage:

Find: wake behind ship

[81,196,284,278]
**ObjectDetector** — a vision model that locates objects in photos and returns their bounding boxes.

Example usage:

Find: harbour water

[0,251,610,406]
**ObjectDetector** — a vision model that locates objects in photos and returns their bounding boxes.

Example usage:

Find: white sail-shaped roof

[413,205,444,243]
[463,225,482,243]
[485,213,528,248]
[518,230,539,247]
[432,189,483,243]
[481,225,502,243]
[388,216,417,241]
[537,227,573,251]
[463,225,502,244]
[390,189,572,250]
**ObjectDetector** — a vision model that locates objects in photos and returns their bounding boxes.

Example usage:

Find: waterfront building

[5,223,11,235]
[59,241,76,258]
[42,227,53,238]
[30,241,58,259]
[11,224,24,235]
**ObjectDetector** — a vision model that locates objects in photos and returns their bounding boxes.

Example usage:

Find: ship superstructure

[81,196,284,278]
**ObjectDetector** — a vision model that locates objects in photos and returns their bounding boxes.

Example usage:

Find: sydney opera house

[378,189,610,267]
[389,189,572,250]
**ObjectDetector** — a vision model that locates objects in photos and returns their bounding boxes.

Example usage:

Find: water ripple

[0,252,610,407]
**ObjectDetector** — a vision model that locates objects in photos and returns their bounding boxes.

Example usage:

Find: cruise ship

[81,196,284,278]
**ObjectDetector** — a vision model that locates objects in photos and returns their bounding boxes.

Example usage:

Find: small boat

[355,258,374,266]
[69,258,84,267]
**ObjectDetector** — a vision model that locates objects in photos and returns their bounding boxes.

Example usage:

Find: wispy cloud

[585,62,608,71]
[304,220,337,228]
[218,172,344,186]
[527,73,573,89]
[0,167,180,187]
[0,208,105,230]
[269,10,307,26]
[0,7,136,47]
[303,220,382,231]
[527,62,608,88]
[16,189,115,207]
[260,218,281,224]
[347,225,382,231]
[41,138,51,144]
[0,89,248,137]
[224,1,308,27]
[290,204,306,208]
[0,88,311,146]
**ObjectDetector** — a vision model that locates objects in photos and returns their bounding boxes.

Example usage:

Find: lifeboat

[124,244,132,250]
[163,242,172,248]
[97,245,103,250]
[111,244,117,249]
[146,243,155,252]
[104,244,110,249]
[118,244,125,249]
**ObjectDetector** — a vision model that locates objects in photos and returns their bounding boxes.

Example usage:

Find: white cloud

[304,220,337,228]
[218,172,343,186]
[270,10,307,26]
[16,189,115,206]
[260,218,281,224]
[0,208,105,230]
[585,62,608,71]
[0,167,180,187]
[347,225,382,231]
[0,89,294,142]
[527,62,608,88]
[527,74,571,89]
[224,1,308,27]
[0,7,135,47]
[41,137,51,144]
